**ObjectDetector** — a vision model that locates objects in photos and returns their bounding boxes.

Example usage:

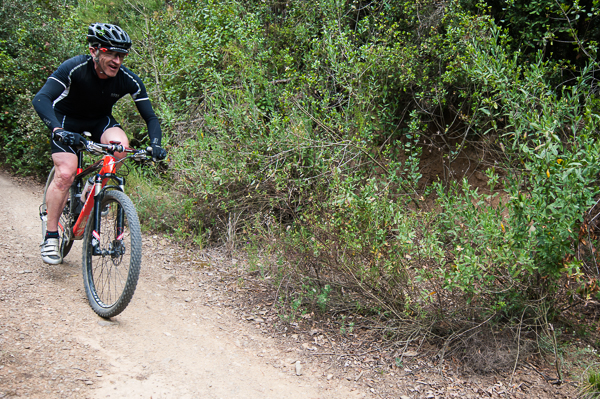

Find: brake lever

[146,146,160,162]
[132,149,150,162]
[86,141,103,155]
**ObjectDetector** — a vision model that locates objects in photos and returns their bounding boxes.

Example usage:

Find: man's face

[91,47,126,78]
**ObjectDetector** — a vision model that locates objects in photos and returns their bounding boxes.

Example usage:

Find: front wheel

[82,190,142,318]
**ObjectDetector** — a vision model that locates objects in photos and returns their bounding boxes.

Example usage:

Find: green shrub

[0,1,80,176]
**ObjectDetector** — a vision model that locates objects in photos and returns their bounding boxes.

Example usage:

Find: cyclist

[32,23,167,264]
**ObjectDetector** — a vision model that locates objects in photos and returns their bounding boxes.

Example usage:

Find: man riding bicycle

[32,23,167,265]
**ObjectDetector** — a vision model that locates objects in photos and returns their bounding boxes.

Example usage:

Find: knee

[53,167,76,191]
[102,127,129,147]
[120,134,130,147]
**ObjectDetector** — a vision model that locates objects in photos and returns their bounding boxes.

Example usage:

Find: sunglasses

[97,47,128,58]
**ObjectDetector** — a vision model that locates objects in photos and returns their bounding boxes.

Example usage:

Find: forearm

[32,80,65,131]
[136,100,162,145]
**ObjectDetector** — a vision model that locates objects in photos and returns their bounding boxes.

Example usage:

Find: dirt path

[0,170,584,399]
[0,170,364,399]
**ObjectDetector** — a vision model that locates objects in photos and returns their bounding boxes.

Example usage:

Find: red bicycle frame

[72,153,120,239]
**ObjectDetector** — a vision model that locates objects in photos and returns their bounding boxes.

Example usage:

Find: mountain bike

[40,136,151,318]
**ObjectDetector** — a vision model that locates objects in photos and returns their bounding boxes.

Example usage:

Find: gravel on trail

[0,170,580,398]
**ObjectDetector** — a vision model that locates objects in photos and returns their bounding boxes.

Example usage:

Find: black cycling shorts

[50,114,121,154]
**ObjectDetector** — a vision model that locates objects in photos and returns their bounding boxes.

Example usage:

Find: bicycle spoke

[83,190,141,318]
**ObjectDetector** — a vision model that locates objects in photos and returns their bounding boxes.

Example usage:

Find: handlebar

[53,130,154,161]
[84,140,151,159]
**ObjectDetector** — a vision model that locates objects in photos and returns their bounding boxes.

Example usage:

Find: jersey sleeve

[32,78,66,131]
[136,99,163,146]
[32,56,87,132]
[122,67,163,145]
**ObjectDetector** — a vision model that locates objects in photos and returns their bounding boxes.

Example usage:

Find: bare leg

[46,127,127,232]
[46,152,78,232]
[101,127,129,165]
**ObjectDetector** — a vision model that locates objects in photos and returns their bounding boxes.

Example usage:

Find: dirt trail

[0,170,584,399]
[0,170,363,399]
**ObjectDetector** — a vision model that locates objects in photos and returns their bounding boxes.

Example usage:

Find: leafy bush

[0,1,80,176]
[4,0,600,370]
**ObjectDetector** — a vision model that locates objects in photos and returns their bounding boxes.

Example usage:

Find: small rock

[84,380,93,385]
[295,361,303,376]
[326,374,333,380]
[301,343,316,351]
[475,171,488,181]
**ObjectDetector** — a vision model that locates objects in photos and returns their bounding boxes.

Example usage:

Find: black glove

[150,144,167,161]
[53,129,84,147]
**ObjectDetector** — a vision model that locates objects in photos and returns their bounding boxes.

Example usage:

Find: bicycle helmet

[87,23,131,53]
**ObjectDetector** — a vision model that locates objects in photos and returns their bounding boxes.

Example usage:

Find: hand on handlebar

[53,129,86,147]
[150,144,167,161]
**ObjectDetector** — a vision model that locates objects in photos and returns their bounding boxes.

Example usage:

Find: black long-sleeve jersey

[32,55,162,145]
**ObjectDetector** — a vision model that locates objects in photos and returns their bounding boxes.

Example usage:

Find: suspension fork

[91,175,103,255]
[91,174,125,256]
[116,204,125,240]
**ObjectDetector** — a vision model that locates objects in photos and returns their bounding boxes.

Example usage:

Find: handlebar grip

[51,130,66,142]
[146,146,159,162]
[52,129,88,148]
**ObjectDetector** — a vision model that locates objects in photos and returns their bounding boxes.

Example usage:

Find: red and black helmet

[87,23,132,54]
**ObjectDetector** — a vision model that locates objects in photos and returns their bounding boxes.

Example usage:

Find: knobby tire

[82,190,142,318]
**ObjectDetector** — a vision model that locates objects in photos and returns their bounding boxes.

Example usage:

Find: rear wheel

[41,167,74,261]
[82,190,142,318]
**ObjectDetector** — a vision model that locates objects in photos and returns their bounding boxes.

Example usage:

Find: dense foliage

[3,0,600,375]
[0,1,81,173]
